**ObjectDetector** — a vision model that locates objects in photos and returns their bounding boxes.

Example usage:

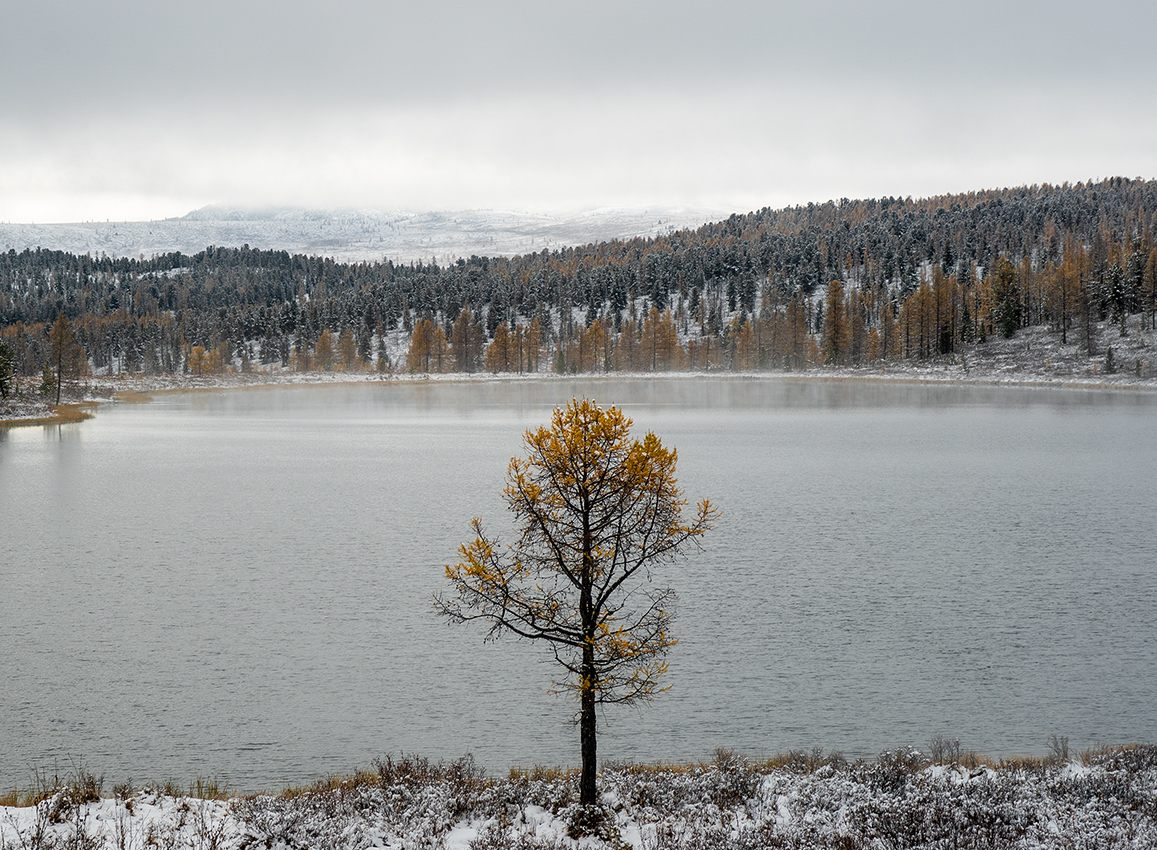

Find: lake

[2,376,1155,791]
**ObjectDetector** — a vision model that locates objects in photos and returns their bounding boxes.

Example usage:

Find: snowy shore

[4,318,1157,430]
[3,747,1155,849]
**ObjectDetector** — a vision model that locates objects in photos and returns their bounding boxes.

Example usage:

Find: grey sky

[2,1,1154,222]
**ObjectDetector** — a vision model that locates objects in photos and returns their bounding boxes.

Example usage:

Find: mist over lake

[2,376,1155,792]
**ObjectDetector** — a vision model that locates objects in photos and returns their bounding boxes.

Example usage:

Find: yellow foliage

[436,399,716,707]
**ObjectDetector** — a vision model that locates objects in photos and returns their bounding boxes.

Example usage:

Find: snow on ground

[5,316,1156,428]
[3,748,1155,849]
[0,206,720,265]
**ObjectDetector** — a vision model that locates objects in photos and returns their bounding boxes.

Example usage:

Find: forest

[2,178,1156,395]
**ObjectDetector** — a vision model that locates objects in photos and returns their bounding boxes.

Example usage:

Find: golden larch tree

[822,279,848,364]
[435,399,716,810]
[338,328,358,370]
[48,314,85,404]
[315,329,335,371]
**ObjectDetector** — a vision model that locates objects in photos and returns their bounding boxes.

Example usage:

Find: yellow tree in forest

[565,319,606,373]
[48,314,85,404]
[583,319,606,372]
[188,345,209,377]
[865,326,881,361]
[786,294,809,369]
[753,288,782,367]
[451,306,484,372]
[315,329,335,371]
[407,319,451,373]
[729,316,757,370]
[485,322,516,372]
[822,280,848,364]
[616,317,640,371]
[431,324,450,372]
[407,318,436,372]
[1049,234,1083,344]
[435,400,716,813]
[338,328,358,370]
[640,307,681,371]
[207,344,226,374]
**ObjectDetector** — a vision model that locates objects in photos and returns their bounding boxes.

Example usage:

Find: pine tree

[992,257,1021,338]
[0,340,15,398]
[523,317,542,373]
[375,334,390,372]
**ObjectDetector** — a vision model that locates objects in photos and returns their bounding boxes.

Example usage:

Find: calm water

[2,376,1155,791]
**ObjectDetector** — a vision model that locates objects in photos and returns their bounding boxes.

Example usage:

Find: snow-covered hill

[0,206,723,264]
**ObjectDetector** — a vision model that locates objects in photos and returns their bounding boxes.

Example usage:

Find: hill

[2,178,1155,404]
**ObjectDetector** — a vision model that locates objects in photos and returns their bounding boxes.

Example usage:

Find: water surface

[2,376,1154,789]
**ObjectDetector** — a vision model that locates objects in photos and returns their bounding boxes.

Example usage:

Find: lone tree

[435,399,716,808]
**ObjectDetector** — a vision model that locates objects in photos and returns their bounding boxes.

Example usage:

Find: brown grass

[278,768,379,799]
[0,763,103,808]
[4,745,1153,808]
[0,401,97,429]
[507,765,579,782]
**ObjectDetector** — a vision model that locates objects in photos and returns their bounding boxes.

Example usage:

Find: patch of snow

[4,752,1157,849]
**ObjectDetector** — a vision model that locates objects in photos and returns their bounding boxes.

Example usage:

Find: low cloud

[1,1,1154,221]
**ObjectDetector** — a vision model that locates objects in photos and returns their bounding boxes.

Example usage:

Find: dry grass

[506,764,578,783]
[278,768,379,799]
[0,401,97,428]
[0,763,103,809]
[188,777,233,800]
[5,744,1154,809]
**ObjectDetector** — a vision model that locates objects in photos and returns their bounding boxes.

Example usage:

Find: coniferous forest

[3,178,1157,395]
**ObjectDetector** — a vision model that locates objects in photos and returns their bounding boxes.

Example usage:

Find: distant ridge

[1,206,724,264]
[177,205,407,222]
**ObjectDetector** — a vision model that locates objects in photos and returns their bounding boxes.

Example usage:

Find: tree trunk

[579,645,597,807]
[579,519,597,808]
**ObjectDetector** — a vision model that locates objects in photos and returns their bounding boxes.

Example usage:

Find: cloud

[1,1,1154,221]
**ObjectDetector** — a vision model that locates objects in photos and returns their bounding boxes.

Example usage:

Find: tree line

[3,178,1156,397]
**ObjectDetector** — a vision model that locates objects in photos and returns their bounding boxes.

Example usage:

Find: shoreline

[3,746,1154,849]
[2,741,1150,805]
[4,365,1156,431]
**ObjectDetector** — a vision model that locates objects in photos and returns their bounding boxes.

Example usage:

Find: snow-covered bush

[4,746,1156,849]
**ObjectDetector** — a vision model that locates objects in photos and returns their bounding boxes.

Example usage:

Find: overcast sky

[1,0,1154,223]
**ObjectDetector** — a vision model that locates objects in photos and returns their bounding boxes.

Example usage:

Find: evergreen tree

[992,257,1021,338]
[0,340,16,398]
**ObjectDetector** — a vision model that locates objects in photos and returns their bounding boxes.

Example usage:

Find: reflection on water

[2,376,1156,791]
